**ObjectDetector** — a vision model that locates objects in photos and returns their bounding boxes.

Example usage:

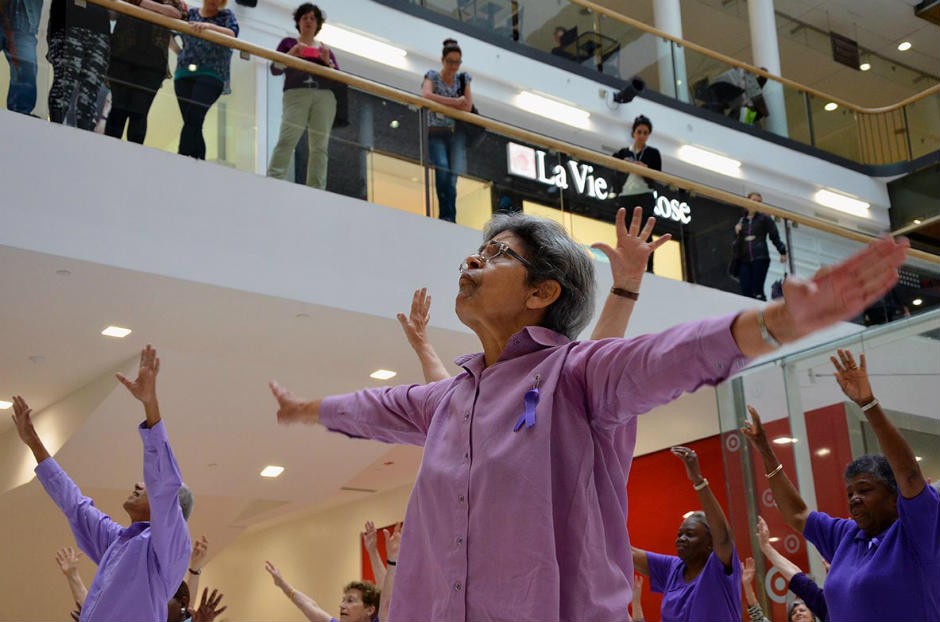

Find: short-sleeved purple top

[647,547,742,622]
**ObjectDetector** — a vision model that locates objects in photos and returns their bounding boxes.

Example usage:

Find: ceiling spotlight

[897,41,912,51]
[370,369,397,380]
[772,436,799,445]
[389,120,400,129]
[815,448,831,457]
[101,326,132,338]
[912,298,923,306]
[260,465,285,478]
[915,456,923,462]
[0,400,12,410]
[824,102,838,112]
[859,62,871,71]
[913,219,922,224]
[768,536,780,543]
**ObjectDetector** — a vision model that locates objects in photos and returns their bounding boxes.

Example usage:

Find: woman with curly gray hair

[272,216,907,622]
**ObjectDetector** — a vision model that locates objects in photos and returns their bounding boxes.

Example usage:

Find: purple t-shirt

[803,483,939,621]
[321,316,748,622]
[647,548,742,622]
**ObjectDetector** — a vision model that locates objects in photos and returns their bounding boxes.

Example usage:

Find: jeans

[267,88,337,189]
[739,258,770,300]
[428,128,467,223]
[174,75,223,160]
[0,27,38,114]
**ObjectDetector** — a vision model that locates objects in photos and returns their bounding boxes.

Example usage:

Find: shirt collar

[455,326,570,374]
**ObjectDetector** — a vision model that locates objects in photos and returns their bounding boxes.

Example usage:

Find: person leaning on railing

[171,0,238,160]
[741,349,940,622]
[266,3,339,190]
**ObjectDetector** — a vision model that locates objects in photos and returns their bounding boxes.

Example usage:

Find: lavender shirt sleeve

[139,420,191,595]
[320,380,450,446]
[582,315,748,428]
[35,458,123,564]
[789,573,828,621]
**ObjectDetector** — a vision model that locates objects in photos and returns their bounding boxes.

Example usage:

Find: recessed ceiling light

[897,41,912,51]
[260,465,285,478]
[389,120,400,129]
[915,456,923,462]
[768,536,780,543]
[0,400,12,410]
[370,369,397,380]
[913,219,922,224]
[824,102,838,112]
[101,326,132,338]
[813,189,871,217]
[772,436,798,445]
[912,298,923,306]
[859,62,871,71]
[677,145,742,177]
[815,448,831,457]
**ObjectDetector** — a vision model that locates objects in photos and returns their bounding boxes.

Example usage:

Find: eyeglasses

[459,240,532,272]
[444,58,463,66]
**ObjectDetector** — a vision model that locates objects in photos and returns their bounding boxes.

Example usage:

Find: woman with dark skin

[742,349,939,622]
[632,446,740,622]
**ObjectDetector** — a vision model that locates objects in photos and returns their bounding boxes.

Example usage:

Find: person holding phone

[266,3,339,190]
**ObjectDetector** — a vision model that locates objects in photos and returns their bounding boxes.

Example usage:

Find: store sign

[507,142,693,225]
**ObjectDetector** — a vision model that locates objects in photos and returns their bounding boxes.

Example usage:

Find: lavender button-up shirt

[35,420,191,622]
[321,315,748,622]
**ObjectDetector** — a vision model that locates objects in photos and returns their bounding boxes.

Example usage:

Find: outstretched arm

[741,556,772,622]
[55,547,88,606]
[672,446,735,569]
[631,546,650,576]
[630,574,645,622]
[590,206,671,339]
[362,520,386,587]
[832,349,925,499]
[742,406,810,532]
[265,561,332,622]
[397,288,450,383]
[188,535,209,596]
[755,516,803,582]
[379,522,402,622]
[11,395,51,464]
[731,236,908,357]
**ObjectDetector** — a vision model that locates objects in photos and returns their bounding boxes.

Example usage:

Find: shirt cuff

[34,456,62,480]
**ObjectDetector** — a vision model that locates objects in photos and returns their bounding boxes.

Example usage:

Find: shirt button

[458,495,465,503]
[456,536,464,545]
[454,582,462,591]
[464,411,471,421]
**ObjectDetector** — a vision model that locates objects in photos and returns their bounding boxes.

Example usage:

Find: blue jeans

[428,128,467,223]
[0,27,38,114]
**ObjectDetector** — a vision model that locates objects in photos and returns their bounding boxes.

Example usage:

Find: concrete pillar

[653,0,689,103]
[748,0,789,137]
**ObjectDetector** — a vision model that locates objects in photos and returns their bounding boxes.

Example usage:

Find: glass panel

[597,14,675,95]
[805,96,861,162]
[905,94,940,160]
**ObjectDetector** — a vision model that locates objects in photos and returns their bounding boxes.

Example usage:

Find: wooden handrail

[569,0,940,115]
[86,0,940,265]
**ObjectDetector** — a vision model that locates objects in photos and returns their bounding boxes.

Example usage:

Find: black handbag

[728,233,744,279]
[456,73,486,149]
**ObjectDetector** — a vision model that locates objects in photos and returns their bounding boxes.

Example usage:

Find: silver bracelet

[860,398,879,412]
[757,308,781,348]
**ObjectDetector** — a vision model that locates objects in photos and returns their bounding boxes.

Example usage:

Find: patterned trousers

[47,27,109,130]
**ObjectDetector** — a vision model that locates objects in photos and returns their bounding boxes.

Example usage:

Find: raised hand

[115,345,160,405]
[591,207,671,292]
[269,381,317,425]
[755,516,771,548]
[670,446,703,483]
[264,560,288,590]
[11,395,49,462]
[777,236,908,341]
[831,349,873,405]
[191,588,227,622]
[742,556,756,585]
[632,573,643,599]
[397,288,432,351]
[383,522,403,562]
[55,547,82,575]
[190,535,209,572]
[363,521,379,553]
[740,405,771,450]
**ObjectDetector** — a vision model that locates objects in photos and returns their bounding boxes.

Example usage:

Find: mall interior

[0,0,938,620]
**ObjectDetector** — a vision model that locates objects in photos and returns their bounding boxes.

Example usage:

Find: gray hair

[683,510,711,534]
[178,484,194,521]
[844,454,897,495]
[483,213,595,339]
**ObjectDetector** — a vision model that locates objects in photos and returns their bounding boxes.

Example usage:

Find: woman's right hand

[734,222,742,235]
[740,405,770,450]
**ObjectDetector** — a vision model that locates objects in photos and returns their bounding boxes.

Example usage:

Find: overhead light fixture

[859,62,871,71]
[897,41,912,51]
[815,448,831,457]
[912,298,923,306]
[0,400,11,410]
[370,369,397,380]
[915,456,923,462]
[768,536,780,543]
[814,189,871,217]
[824,102,838,112]
[913,218,922,224]
[101,326,132,338]
[772,436,798,445]
[389,120,400,129]
[515,91,590,129]
[677,145,742,177]
[260,465,285,478]
[318,25,407,68]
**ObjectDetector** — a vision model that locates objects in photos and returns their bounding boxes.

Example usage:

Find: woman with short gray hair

[271,217,907,622]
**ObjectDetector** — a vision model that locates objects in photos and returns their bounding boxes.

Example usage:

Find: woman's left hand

[591,207,670,293]
[190,21,210,33]
[831,348,873,405]
[671,446,703,483]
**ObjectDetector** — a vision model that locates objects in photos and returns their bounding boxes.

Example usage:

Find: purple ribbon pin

[513,375,541,432]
